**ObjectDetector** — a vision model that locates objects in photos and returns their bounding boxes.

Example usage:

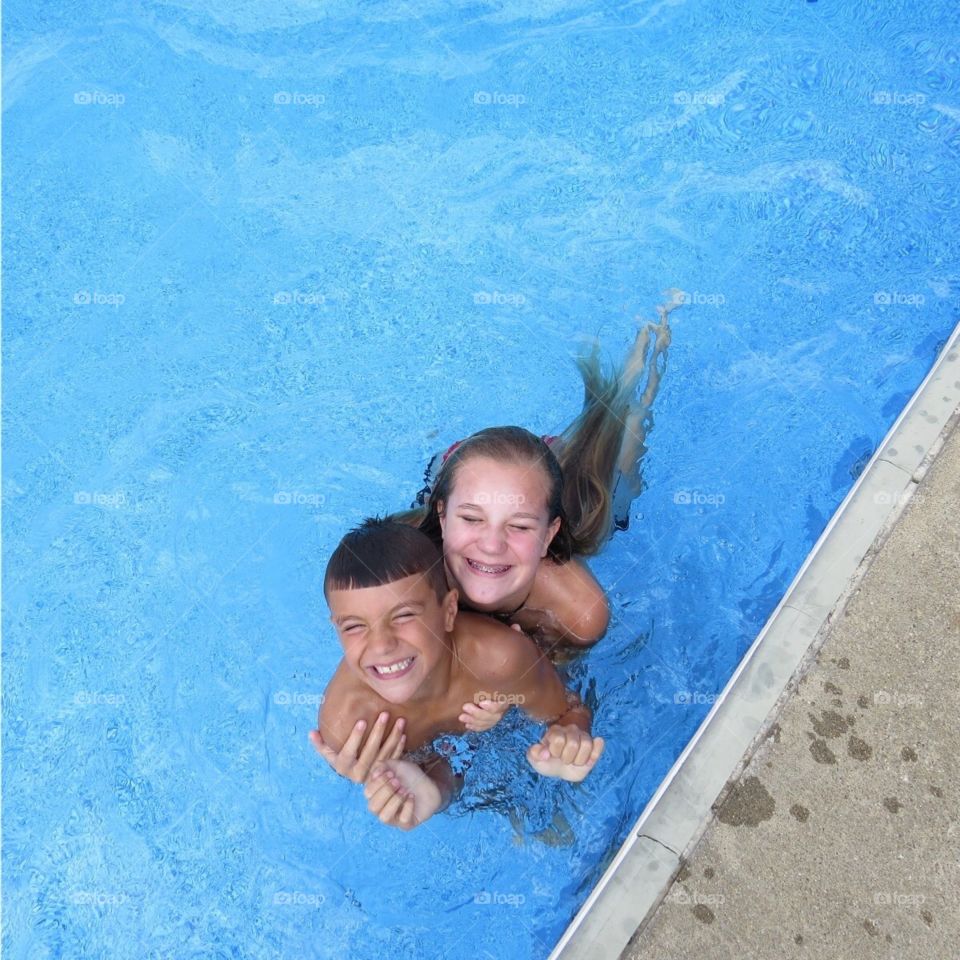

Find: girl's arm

[515,557,610,647]
[474,624,605,782]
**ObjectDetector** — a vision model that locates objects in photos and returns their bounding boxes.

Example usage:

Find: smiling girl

[403,290,681,651]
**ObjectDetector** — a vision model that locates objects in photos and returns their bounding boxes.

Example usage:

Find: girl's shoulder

[532,555,603,598]
[528,557,610,643]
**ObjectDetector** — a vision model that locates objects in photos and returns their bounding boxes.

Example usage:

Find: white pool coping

[548,320,960,960]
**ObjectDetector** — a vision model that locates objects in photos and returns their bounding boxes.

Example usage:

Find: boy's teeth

[373,657,413,676]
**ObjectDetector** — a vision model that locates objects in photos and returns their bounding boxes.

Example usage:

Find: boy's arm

[418,752,464,813]
[313,665,461,828]
[363,751,463,831]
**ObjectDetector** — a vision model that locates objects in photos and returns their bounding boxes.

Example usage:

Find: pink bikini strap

[441,439,463,464]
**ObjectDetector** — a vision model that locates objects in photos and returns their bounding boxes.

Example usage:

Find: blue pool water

[4,1,959,957]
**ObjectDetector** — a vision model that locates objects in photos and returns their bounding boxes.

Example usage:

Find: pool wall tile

[878,343,960,478]
[553,836,679,960]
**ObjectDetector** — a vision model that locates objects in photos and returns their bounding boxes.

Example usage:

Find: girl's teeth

[374,657,412,675]
[468,559,510,574]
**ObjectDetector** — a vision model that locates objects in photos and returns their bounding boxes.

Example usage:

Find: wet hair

[400,301,674,560]
[556,314,672,554]
[551,343,642,555]
[417,426,577,562]
[324,516,449,603]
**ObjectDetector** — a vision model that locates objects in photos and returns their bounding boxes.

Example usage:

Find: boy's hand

[459,697,511,732]
[363,759,443,831]
[526,723,605,782]
[308,711,406,783]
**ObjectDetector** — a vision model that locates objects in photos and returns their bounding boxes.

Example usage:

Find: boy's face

[327,573,458,705]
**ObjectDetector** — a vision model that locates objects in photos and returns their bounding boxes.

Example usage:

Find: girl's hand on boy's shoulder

[459,696,511,732]
[309,710,406,783]
[526,723,605,782]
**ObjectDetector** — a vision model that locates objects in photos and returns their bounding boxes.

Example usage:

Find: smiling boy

[311,517,605,831]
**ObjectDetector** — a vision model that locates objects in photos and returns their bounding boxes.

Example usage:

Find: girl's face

[438,456,561,613]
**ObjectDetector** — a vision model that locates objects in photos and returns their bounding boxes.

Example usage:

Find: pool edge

[548,321,960,960]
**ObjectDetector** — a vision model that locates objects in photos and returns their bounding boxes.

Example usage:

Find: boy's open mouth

[465,557,512,576]
[367,656,416,680]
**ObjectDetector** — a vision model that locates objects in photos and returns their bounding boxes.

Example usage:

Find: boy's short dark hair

[324,516,449,603]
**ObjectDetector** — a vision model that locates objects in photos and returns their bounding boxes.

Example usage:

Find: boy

[310,518,605,831]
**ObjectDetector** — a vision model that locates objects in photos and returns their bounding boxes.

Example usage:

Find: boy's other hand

[363,760,443,830]
[526,723,605,782]
[308,711,405,783]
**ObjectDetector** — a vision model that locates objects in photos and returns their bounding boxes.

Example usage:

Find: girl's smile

[463,558,512,576]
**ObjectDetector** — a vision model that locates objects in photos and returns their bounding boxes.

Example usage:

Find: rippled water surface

[4,1,959,957]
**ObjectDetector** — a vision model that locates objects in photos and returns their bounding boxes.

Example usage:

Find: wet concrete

[621,414,960,960]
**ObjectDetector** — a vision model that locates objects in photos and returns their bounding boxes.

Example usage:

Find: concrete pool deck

[548,324,959,960]
[620,405,960,960]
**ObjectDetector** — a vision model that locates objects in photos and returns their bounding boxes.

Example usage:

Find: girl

[395,290,680,651]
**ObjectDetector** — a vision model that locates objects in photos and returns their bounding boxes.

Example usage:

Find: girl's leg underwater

[615,289,683,480]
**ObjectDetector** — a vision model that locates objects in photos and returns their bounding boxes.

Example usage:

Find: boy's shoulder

[319,660,385,750]
[453,611,541,681]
